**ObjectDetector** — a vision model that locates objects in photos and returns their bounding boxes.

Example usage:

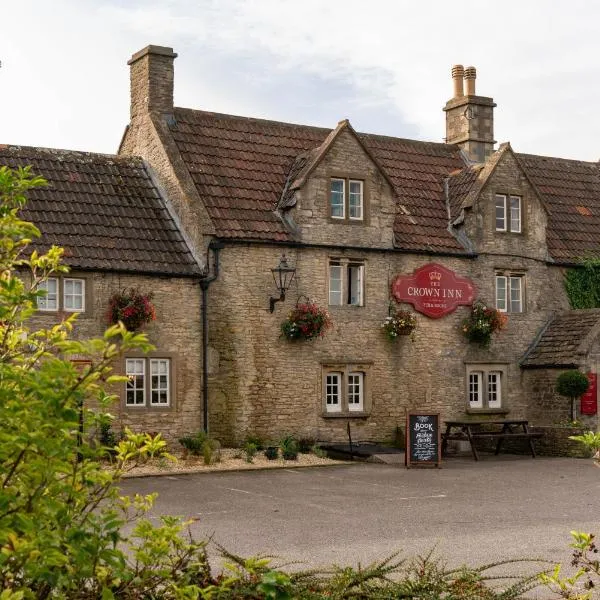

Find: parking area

[121,456,599,580]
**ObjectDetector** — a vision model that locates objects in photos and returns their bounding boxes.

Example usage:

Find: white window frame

[496,273,524,313]
[348,180,364,220]
[347,371,364,412]
[509,195,522,233]
[328,259,364,306]
[495,193,522,233]
[468,371,483,408]
[323,364,370,416]
[37,277,59,312]
[37,276,86,313]
[125,357,172,408]
[466,365,507,411]
[63,278,85,312]
[325,372,342,413]
[150,358,170,406]
[330,178,345,219]
[330,177,364,222]
[495,195,507,232]
[126,358,146,407]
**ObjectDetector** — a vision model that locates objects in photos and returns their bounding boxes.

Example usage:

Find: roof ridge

[517,151,599,166]
[0,144,142,163]
[173,106,459,151]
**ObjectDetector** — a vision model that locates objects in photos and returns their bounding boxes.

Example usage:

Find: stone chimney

[443,64,496,163]
[128,45,177,121]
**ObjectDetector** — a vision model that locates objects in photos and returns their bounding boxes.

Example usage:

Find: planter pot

[264,446,278,460]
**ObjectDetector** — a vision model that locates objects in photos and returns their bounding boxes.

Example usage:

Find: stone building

[0,146,203,443]
[4,44,600,448]
[118,45,600,445]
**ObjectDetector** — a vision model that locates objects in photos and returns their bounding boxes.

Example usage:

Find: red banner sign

[581,372,597,415]
[391,263,476,319]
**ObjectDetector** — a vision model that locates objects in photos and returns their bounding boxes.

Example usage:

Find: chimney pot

[451,64,464,98]
[464,66,476,95]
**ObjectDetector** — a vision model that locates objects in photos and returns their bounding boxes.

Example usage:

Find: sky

[1,0,600,161]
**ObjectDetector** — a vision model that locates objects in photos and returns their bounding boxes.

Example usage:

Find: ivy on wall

[565,259,600,308]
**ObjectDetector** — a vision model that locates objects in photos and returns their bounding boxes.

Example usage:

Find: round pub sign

[391,263,476,319]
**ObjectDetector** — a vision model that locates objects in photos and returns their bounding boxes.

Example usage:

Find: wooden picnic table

[441,419,543,461]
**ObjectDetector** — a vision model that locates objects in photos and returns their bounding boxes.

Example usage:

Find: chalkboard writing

[405,412,441,468]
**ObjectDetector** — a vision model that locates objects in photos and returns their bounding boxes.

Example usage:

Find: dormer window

[495,194,521,233]
[330,178,364,221]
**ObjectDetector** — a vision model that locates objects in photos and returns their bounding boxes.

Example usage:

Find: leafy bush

[297,436,316,453]
[279,434,299,460]
[243,441,258,463]
[311,444,327,458]
[565,259,600,308]
[556,370,590,421]
[0,166,209,598]
[243,431,265,451]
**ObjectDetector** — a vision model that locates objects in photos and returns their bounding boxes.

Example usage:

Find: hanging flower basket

[281,301,332,341]
[107,289,156,331]
[462,301,507,347]
[381,309,417,341]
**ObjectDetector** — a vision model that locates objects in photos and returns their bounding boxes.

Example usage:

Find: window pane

[38,278,58,311]
[325,372,341,412]
[64,278,84,311]
[510,196,521,233]
[495,195,506,231]
[469,372,483,408]
[347,264,363,306]
[126,358,145,406]
[330,179,345,218]
[510,277,522,313]
[496,276,507,312]
[349,180,363,220]
[488,372,502,408]
[150,359,170,405]
[329,263,343,305]
[347,372,364,411]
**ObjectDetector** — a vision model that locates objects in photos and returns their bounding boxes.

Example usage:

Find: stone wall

[205,242,569,445]
[29,271,202,445]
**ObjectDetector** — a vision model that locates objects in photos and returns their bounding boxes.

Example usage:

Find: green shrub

[297,436,316,453]
[243,441,258,463]
[243,432,265,451]
[279,434,298,460]
[311,444,327,458]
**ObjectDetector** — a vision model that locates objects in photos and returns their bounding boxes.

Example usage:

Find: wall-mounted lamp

[269,254,296,312]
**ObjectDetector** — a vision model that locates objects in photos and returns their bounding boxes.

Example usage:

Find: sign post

[405,412,441,468]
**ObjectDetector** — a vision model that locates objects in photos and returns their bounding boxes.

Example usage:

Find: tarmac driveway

[121,456,600,585]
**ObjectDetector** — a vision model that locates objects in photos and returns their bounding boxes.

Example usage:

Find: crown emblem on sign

[429,270,442,282]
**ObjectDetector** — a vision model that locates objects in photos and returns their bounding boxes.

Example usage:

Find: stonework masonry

[29,272,203,444]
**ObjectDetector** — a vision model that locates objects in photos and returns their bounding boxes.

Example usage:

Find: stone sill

[465,408,509,416]
[321,412,370,419]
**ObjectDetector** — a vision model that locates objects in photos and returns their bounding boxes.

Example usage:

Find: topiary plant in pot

[556,370,590,422]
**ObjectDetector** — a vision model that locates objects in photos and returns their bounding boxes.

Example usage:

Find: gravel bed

[120,448,346,478]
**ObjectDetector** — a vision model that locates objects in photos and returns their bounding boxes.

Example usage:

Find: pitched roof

[516,153,600,263]
[521,309,600,368]
[167,108,468,253]
[447,166,480,221]
[0,145,201,276]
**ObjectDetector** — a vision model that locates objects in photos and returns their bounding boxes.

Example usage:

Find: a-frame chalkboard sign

[405,411,441,468]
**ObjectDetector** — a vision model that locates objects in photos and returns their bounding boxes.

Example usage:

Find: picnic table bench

[441,419,543,461]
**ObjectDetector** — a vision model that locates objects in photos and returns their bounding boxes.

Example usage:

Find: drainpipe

[199,240,224,434]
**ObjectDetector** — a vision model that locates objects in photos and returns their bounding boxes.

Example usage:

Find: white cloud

[2,0,600,159]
